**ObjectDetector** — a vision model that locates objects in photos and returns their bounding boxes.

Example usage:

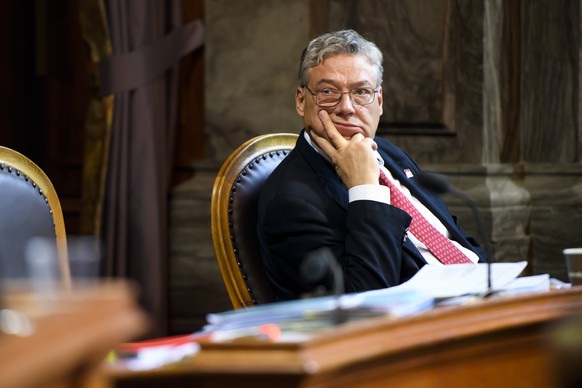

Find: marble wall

[168,0,582,334]
[204,0,307,163]
[170,0,310,333]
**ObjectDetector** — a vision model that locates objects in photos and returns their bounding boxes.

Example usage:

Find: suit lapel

[295,132,350,210]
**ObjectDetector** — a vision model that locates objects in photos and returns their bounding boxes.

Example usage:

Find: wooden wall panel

[326,0,484,164]
[0,0,88,235]
[521,0,580,163]
[0,1,38,157]
[173,0,206,187]
[326,0,455,135]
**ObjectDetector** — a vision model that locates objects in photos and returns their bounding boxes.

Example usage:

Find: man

[257,29,486,301]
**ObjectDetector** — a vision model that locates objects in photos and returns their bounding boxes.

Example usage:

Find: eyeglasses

[305,86,379,108]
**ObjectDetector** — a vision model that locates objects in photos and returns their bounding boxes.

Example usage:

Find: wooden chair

[0,146,71,289]
[211,133,298,308]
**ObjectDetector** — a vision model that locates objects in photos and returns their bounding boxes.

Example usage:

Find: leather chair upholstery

[0,146,70,288]
[211,133,298,309]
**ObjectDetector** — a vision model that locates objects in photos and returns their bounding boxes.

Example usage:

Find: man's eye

[353,88,371,96]
[319,89,335,96]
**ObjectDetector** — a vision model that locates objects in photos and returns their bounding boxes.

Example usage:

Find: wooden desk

[0,281,148,388]
[111,287,582,387]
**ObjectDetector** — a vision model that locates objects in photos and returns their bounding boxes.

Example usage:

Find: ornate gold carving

[77,0,113,237]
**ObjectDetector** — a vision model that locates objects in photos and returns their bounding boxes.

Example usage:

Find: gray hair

[298,29,383,87]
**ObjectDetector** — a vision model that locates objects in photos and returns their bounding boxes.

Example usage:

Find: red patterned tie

[379,170,472,264]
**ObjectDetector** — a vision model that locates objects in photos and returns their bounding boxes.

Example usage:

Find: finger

[364,137,378,151]
[318,110,346,148]
[310,128,338,158]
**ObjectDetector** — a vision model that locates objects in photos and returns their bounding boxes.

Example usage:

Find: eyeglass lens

[317,89,375,107]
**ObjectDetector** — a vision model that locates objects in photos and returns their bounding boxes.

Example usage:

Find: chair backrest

[211,133,298,309]
[0,146,71,289]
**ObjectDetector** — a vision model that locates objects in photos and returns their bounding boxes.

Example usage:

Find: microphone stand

[448,185,495,297]
[416,172,495,297]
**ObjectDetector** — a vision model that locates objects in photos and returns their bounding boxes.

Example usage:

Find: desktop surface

[109,286,582,387]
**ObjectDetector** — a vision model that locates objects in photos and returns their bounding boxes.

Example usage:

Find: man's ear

[295,87,305,117]
[377,86,383,116]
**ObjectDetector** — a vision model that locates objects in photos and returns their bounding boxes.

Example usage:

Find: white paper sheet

[396,261,529,298]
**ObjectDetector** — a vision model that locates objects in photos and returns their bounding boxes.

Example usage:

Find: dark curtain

[98,0,204,337]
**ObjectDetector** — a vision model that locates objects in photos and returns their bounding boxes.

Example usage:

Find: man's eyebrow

[314,79,338,87]
[315,78,335,84]
[314,79,375,88]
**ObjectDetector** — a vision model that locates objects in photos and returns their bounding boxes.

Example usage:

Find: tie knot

[378,170,391,187]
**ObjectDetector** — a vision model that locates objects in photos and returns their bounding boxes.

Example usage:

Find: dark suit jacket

[257,130,486,300]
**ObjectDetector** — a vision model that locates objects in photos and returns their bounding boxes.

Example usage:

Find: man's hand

[310,111,379,188]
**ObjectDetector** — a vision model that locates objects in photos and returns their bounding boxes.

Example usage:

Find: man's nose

[336,92,356,113]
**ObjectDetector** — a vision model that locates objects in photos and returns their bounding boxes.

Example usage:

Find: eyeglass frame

[303,85,380,108]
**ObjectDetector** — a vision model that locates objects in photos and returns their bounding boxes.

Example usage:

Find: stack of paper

[205,261,548,341]
[205,286,435,336]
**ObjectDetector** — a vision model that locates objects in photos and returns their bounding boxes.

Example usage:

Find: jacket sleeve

[259,186,413,300]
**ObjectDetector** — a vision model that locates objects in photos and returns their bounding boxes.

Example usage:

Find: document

[206,288,434,333]
[396,261,529,298]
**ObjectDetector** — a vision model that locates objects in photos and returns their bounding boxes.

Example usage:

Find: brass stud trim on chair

[211,133,297,308]
[2,165,56,226]
[0,146,71,290]
[225,148,294,305]
[211,133,298,309]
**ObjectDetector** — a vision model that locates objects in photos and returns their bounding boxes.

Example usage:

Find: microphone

[301,247,347,324]
[416,171,495,296]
